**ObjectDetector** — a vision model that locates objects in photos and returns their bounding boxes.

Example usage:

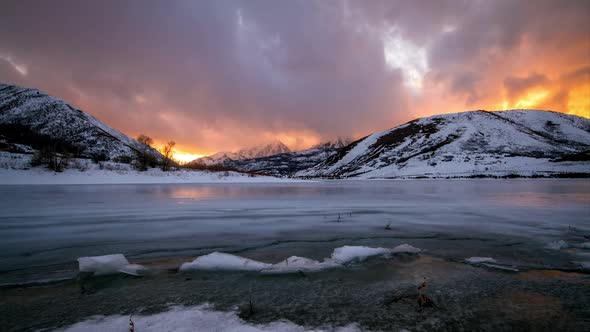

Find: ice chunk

[391,244,421,254]
[546,240,568,250]
[480,263,519,272]
[262,256,339,274]
[78,254,132,276]
[330,246,391,264]
[465,257,497,264]
[181,245,422,274]
[57,304,363,332]
[179,252,272,272]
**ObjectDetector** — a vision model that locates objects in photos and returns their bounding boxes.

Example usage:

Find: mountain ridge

[0,83,161,161]
[296,110,590,178]
[189,140,292,166]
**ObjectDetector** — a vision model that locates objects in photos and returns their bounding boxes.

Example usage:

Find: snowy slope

[311,137,353,149]
[0,83,161,160]
[297,110,590,178]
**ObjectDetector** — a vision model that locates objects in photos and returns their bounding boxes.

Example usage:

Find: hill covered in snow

[0,83,161,161]
[296,110,590,178]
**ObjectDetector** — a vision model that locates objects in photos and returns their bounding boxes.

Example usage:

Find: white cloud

[0,54,27,76]
[382,29,428,92]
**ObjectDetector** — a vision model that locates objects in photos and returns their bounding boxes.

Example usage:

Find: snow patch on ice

[77,254,146,276]
[547,240,569,250]
[179,252,272,272]
[465,257,497,264]
[181,244,422,273]
[573,261,590,270]
[262,256,340,274]
[330,246,391,264]
[116,264,147,276]
[391,244,422,254]
[480,263,519,272]
[54,304,363,332]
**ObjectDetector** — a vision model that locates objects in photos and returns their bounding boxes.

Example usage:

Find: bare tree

[134,134,157,171]
[160,140,176,171]
[30,141,70,172]
[137,134,154,146]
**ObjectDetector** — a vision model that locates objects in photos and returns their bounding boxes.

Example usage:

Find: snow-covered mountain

[239,140,291,159]
[225,143,343,177]
[297,110,590,178]
[190,140,291,166]
[0,83,161,160]
[191,138,353,176]
[191,151,244,166]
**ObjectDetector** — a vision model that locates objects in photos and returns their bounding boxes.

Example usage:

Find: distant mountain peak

[239,140,291,159]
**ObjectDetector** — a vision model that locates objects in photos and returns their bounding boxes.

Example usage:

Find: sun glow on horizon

[150,139,204,164]
[173,151,204,164]
[567,84,590,118]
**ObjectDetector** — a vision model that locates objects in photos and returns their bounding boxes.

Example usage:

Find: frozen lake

[1,180,589,331]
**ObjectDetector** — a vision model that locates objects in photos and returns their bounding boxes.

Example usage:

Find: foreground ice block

[391,244,422,254]
[180,244,424,274]
[77,254,146,276]
[179,252,272,271]
[465,257,497,264]
[262,256,340,274]
[330,246,392,264]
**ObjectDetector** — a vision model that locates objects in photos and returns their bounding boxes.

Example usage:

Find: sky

[1,0,589,161]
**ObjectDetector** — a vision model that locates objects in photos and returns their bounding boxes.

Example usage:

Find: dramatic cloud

[0,0,588,157]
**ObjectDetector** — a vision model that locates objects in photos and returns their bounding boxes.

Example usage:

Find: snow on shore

[54,304,362,332]
[0,153,300,185]
[0,167,300,185]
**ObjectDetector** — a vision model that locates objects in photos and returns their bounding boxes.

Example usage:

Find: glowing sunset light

[173,152,203,164]
[567,84,590,118]
[513,89,551,109]
[1,1,588,154]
